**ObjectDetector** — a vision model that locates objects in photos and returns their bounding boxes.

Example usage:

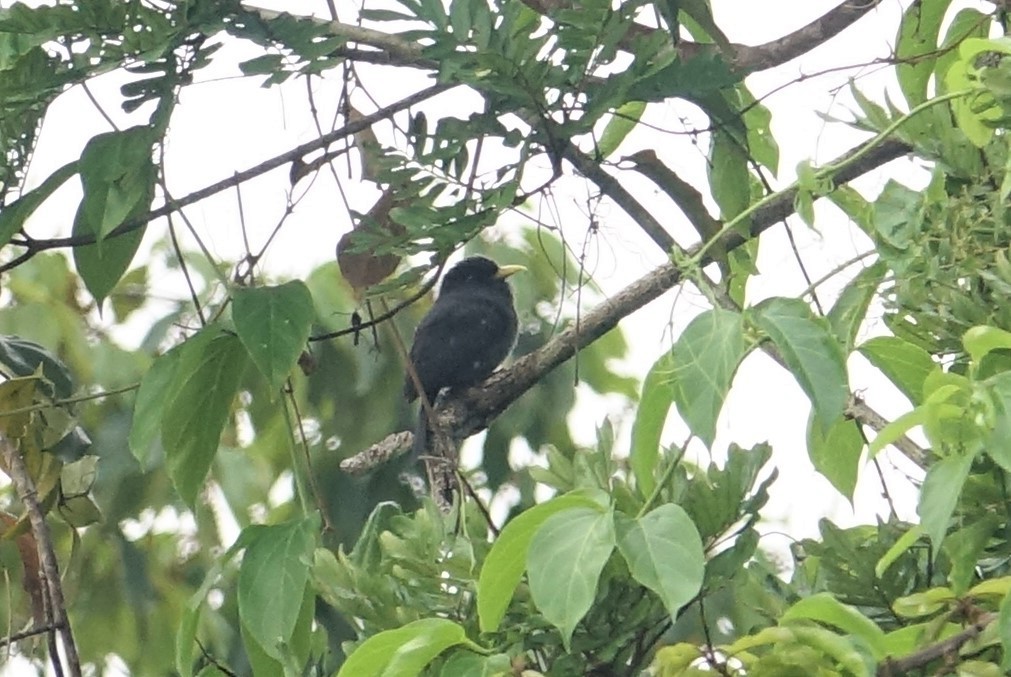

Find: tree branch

[443,137,920,459]
[250,0,885,78]
[734,1,885,72]
[0,83,451,274]
[876,612,996,675]
[0,433,81,677]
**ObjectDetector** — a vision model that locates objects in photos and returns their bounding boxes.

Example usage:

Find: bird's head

[439,256,525,296]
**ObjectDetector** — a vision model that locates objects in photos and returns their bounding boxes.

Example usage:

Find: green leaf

[477,492,601,633]
[597,101,645,159]
[129,346,181,470]
[827,261,886,352]
[875,525,924,579]
[630,351,676,496]
[238,516,318,659]
[72,211,147,306]
[936,9,991,97]
[793,188,815,227]
[527,506,615,650]
[615,505,704,616]
[175,603,200,677]
[740,86,779,173]
[439,652,511,677]
[827,185,873,237]
[868,405,953,457]
[750,298,848,430]
[240,619,283,677]
[963,325,1011,364]
[895,0,950,107]
[892,587,956,618]
[806,413,862,501]
[858,336,936,406]
[239,53,285,76]
[671,308,747,446]
[781,592,888,660]
[986,372,1011,472]
[0,334,74,398]
[232,281,314,392]
[72,130,156,305]
[629,52,741,102]
[944,518,999,594]
[871,179,923,250]
[337,618,471,677]
[0,161,77,248]
[918,450,976,552]
[1000,589,1011,671]
[161,328,249,506]
[708,127,750,221]
[77,126,155,242]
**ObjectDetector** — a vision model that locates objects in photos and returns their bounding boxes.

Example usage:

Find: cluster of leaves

[313,440,772,676]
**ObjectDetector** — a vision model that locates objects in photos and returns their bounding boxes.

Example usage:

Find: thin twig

[0,84,452,274]
[0,622,61,650]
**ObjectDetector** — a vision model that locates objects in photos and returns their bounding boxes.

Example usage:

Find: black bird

[405,256,524,458]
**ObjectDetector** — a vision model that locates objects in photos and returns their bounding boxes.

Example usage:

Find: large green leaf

[438,652,512,677]
[630,351,676,496]
[986,372,1011,473]
[128,346,181,470]
[918,450,976,552]
[338,618,472,677]
[72,212,147,306]
[750,298,848,430]
[77,126,155,242]
[232,281,315,392]
[161,328,249,506]
[72,126,156,305]
[826,261,886,353]
[527,506,615,650]
[895,0,951,107]
[238,516,318,660]
[806,413,863,501]
[708,127,750,222]
[477,492,602,633]
[0,160,77,248]
[596,101,645,159]
[781,592,888,659]
[858,336,936,406]
[670,308,747,447]
[0,334,74,398]
[615,504,704,616]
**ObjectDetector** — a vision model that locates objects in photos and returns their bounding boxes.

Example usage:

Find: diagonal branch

[876,612,995,675]
[435,136,924,465]
[0,83,451,274]
[0,433,81,677]
[260,0,884,76]
[734,1,885,72]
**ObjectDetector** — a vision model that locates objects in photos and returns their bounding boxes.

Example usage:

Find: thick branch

[734,1,884,72]
[876,613,995,675]
[0,433,81,677]
[439,136,919,460]
[251,0,884,77]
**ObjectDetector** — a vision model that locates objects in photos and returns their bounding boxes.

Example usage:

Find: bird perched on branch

[405,256,524,459]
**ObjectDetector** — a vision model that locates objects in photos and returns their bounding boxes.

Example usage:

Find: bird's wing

[406,294,515,401]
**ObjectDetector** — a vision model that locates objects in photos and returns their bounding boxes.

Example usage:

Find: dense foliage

[4,1,1011,675]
